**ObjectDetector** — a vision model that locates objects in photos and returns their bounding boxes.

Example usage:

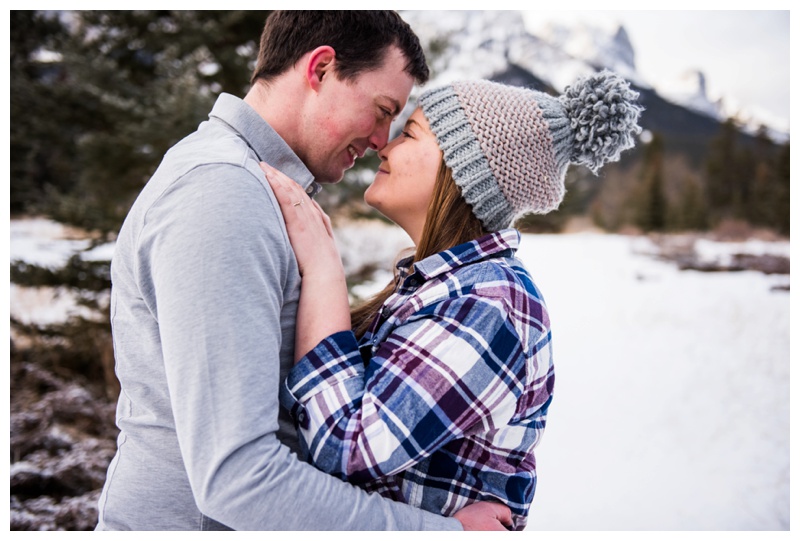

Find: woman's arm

[281,292,531,483]
[261,162,351,362]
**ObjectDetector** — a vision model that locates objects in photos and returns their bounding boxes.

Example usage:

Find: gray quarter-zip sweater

[95,93,460,531]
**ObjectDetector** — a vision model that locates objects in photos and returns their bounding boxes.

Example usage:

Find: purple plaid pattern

[280,229,554,530]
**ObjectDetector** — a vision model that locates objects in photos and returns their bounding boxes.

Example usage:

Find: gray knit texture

[559,70,644,173]
[419,85,514,232]
[419,70,643,231]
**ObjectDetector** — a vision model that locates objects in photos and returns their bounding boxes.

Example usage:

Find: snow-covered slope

[658,69,723,119]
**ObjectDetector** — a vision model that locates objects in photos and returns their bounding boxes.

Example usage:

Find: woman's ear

[305,45,336,92]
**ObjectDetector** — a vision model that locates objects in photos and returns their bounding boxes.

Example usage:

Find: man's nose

[368,123,391,151]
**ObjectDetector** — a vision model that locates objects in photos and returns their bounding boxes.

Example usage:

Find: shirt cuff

[280,330,364,425]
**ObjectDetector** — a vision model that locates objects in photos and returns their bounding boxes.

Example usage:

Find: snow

[9,217,95,269]
[341,223,790,531]
[9,285,102,326]
[515,233,789,530]
[9,218,113,325]
[9,218,790,530]
[659,69,724,120]
[534,20,641,87]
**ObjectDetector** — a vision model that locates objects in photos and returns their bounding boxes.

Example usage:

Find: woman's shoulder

[458,255,539,297]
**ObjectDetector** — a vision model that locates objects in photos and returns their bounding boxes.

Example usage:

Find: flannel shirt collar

[396,228,521,288]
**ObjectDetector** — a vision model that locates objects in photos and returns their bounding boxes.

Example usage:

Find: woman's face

[364,108,441,244]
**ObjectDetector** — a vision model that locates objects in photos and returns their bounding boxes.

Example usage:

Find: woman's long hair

[351,159,488,338]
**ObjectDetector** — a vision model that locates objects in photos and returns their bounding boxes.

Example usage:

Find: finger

[494,504,513,527]
[260,162,292,202]
[260,161,286,189]
[261,162,308,196]
[260,162,310,215]
[311,200,334,238]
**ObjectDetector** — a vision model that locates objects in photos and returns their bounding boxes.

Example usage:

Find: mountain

[658,69,722,120]
[400,10,788,149]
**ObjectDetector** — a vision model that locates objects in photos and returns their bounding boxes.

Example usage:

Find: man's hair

[250,11,429,86]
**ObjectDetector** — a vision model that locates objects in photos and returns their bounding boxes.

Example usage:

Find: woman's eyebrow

[405,119,423,131]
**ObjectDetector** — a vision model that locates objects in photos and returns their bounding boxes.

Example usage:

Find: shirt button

[296,410,308,428]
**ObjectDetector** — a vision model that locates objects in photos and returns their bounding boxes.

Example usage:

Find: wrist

[302,266,346,284]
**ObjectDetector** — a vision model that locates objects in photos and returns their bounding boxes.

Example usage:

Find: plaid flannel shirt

[280,229,554,529]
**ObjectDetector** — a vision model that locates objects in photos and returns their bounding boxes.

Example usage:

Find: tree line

[621,123,789,235]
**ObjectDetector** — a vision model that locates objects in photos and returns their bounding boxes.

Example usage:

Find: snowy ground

[9,218,114,326]
[9,218,791,531]
[335,221,790,531]
[516,233,789,531]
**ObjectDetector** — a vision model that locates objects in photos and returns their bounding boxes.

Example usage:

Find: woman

[262,71,642,529]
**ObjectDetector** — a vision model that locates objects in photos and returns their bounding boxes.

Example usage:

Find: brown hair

[250,11,429,86]
[351,160,487,338]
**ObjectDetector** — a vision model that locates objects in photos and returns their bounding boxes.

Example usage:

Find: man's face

[301,45,416,184]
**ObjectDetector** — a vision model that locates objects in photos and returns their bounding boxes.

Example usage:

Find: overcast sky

[521,9,790,132]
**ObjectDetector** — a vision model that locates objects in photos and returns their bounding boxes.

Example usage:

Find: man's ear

[305,45,336,92]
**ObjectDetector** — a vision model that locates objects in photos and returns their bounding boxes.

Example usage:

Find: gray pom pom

[559,70,644,173]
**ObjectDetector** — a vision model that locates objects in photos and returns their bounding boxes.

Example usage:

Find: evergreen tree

[632,133,667,231]
[671,175,708,231]
[11,10,271,235]
[732,145,756,220]
[746,127,788,234]
[704,118,740,223]
[10,11,82,214]
[768,141,790,236]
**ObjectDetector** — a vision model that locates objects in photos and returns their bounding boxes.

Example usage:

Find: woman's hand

[260,162,341,279]
[260,162,351,362]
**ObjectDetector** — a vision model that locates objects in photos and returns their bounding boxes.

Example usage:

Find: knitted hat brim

[419,85,514,232]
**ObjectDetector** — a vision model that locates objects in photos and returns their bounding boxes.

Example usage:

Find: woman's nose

[377,135,400,161]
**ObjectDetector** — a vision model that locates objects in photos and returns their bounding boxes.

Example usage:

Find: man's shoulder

[150,120,276,203]
[121,120,281,242]
[168,120,255,171]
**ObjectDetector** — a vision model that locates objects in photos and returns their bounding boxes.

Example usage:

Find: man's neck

[243,79,304,153]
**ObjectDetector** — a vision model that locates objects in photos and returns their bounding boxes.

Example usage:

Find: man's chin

[316,169,347,185]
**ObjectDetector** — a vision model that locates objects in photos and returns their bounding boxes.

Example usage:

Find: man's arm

[138,164,461,530]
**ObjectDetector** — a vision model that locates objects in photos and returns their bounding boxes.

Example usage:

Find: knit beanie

[418,70,644,232]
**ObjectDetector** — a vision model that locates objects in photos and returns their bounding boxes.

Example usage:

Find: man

[96,11,511,531]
